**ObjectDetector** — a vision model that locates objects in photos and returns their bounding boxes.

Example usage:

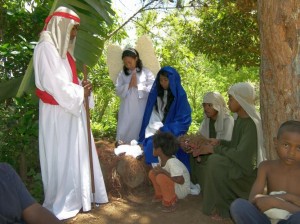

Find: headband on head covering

[39,6,80,59]
[44,11,80,30]
[228,82,266,167]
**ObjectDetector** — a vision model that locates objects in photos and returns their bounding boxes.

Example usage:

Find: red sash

[36,52,79,105]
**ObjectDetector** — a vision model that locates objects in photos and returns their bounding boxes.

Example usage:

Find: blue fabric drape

[139,66,192,170]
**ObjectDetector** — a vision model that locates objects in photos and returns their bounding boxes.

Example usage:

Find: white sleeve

[198,118,210,138]
[221,116,234,141]
[34,42,84,117]
[137,68,155,95]
[115,71,130,99]
[168,159,184,177]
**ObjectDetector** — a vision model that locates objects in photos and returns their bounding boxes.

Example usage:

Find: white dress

[34,41,108,220]
[115,68,154,143]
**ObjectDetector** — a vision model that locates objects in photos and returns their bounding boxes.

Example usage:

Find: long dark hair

[156,71,174,123]
[122,48,143,76]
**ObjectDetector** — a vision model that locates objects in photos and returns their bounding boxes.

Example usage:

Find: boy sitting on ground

[148,132,190,212]
[230,120,300,224]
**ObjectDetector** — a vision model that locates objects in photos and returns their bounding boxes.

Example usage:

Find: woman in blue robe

[138,66,192,170]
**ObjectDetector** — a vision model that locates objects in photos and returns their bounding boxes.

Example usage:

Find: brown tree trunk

[258,0,300,159]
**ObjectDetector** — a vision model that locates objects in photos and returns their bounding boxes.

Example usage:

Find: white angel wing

[135,35,160,77]
[107,44,123,84]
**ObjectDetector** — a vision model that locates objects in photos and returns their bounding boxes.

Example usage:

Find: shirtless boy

[230,120,300,224]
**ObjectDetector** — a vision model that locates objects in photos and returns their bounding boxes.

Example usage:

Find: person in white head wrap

[190,92,234,186]
[191,82,266,220]
[199,91,234,141]
[227,82,266,165]
[33,6,108,220]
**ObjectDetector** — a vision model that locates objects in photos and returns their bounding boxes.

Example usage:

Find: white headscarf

[38,6,80,59]
[200,92,233,140]
[228,82,266,166]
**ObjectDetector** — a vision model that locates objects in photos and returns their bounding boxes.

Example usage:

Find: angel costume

[33,7,108,220]
[191,91,234,184]
[115,50,155,143]
[139,66,192,170]
[199,82,266,218]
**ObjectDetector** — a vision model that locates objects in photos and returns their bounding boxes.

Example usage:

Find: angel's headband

[122,48,139,59]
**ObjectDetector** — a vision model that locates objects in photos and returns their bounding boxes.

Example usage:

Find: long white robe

[34,41,108,220]
[116,68,154,143]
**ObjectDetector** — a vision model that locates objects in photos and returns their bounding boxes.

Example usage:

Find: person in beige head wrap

[191,82,266,221]
[227,82,266,165]
[190,92,234,186]
[199,91,234,140]
[33,6,108,220]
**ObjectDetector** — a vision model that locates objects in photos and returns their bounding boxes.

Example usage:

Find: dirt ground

[63,139,234,224]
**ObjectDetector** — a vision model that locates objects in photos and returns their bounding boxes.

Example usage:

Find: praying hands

[129,70,137,89]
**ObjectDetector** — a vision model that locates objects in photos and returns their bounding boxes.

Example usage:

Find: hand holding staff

[83,64,96,209]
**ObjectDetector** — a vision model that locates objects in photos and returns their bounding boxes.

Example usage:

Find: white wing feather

[107,45,123,84]
[107,35,160,83]
[135,35,160,77]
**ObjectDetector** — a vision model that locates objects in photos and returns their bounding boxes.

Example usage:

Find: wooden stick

[83,64,96,209]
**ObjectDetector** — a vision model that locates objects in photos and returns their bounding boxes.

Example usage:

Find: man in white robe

[33,6,108,220]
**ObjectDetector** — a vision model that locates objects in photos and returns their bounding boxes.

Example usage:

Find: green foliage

[27,168,44,203]
[88,52,118,140]
[186,1,260,68]
[134,8,259,133]
[0,95,40,199]
[1,1,52,79]
[0,37,36,79]
[0,96,39,169]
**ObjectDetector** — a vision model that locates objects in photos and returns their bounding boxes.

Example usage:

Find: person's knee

[148,170,155,179]
[230,198,248,215]
[206,154,228,170]
[156,173,168,185]
[287,212,300,224]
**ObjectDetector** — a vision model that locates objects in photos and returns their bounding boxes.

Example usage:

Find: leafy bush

[0,95,41,200]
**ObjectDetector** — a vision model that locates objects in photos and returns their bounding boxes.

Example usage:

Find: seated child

[148,132,191,212]
[230,120,300,224]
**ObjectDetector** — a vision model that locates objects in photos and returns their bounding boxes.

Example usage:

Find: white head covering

[200,92,233,140]
[228,82,266,166]
[38,6,80,59]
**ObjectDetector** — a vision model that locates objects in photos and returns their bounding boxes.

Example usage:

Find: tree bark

[258,0,300,159]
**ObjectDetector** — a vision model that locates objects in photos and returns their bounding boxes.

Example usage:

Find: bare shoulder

[257,160,282,178]
[258,160,277,171]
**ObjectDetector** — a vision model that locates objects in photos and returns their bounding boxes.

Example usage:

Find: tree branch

[107,1,204,39]
[107,0,159,39]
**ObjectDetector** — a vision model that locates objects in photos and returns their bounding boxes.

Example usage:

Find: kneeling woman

[139,66,192,170]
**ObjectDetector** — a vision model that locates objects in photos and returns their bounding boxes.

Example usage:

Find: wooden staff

[83,64,96,209]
